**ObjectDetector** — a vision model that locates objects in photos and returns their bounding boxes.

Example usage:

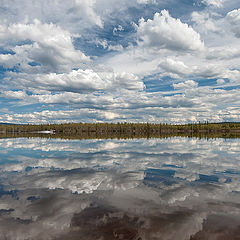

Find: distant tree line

[0,122,240,139]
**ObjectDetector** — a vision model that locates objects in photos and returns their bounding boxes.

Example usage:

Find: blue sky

[0,0,240,123]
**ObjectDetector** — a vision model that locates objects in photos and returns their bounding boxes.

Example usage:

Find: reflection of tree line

[0,122,240,139]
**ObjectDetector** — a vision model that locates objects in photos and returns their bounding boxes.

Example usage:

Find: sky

[0,0,240,124]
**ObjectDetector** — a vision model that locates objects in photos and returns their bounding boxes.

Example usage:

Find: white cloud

[5,69,144,94]
[136,0,157,4]
[74,0,103,28]
[96,39,124,52]
[216,78,225,85]
[191,11,220,33]
[226,8,240,38]
[108,44,124,52]
[207,46,240,60]
[113,25,124,35]
[157,57,236,81]
[96,39,108,49]
[221,69,240,83]
[201,0,225,8]
[0,0,104,31]
[0,90,27,100]
[100,111,121,120]
[159,58,192,77]
[1,85,240,124]
[0,20,89,72]
[0,0,240,123]
[103,71,144,90]
[173,80,198,90]
[32,69,110,92]
[136,10,205,52]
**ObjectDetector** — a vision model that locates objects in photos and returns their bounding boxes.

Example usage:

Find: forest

[0,122,240,139]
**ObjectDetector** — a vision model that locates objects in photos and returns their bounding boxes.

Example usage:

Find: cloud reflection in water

[0,137,240,239]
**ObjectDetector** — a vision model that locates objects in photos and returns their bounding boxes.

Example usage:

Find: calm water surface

[0,137,240,239]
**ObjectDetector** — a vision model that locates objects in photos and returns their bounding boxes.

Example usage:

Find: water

[0,137,240,239]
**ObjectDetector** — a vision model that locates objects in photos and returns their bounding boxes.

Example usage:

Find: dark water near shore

[0,136,240,239]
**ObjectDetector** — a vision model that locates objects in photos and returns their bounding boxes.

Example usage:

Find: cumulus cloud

[0,0,240,123]
[96,39,124,52]
[30,69,110,93]
[113,25,124,35]
[74,0,104,28]
[216,78,225,85]
[0,18,144,96]
[104,71,144,90]
[108,44,124,52]
[1,83,240,124]
[206,46,240,60]
[159,58,192,77]
[191,11,220,33]
[0,0,103,31]
[5,69,144,94]
[136,10,205,52]
[0,20,89,72]
[173,80,198,90]
[158,57,234,81]
[100,111,121,120]
[201,0,225,8]
[226,8,240,37]
[0,90,28,100]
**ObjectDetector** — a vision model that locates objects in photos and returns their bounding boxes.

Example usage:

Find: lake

[0,136,240,239]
